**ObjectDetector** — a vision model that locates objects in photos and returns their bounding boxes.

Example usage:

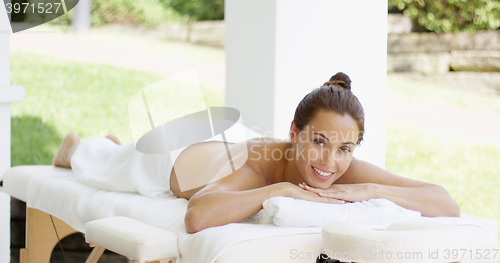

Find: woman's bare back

[170,141,236,199]
[170,138,291,200]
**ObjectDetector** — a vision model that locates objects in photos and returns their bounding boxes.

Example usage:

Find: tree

[164,0,224,41]
[389,0,500,33]
[167,0,224,21]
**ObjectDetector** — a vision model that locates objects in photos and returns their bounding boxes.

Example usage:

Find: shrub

[91,0,182,26]
[389,0,500,33]
[164,0,224,21]
[51,0,183,26]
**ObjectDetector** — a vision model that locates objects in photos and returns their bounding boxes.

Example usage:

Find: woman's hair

[293,72,365,145]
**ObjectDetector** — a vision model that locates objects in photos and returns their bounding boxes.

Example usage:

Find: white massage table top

[3,165,72,202]
[2,165,327,263]
[3,165,499,263]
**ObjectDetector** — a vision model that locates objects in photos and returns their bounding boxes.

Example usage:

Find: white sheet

[25,171,498,263]
[71,122,262,198]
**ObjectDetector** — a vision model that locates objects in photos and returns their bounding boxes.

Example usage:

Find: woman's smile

[311,166,334,180]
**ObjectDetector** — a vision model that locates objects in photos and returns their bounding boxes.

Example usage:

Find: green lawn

[386,120,500,222]
[10,48,224,165]
[11,46,499,255]
[387,77,500,257]
[387,74,500,115]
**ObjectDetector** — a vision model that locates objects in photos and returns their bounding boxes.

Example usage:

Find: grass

[386,120,500,261]
[10,48,224,165]
[386,120,500,222]
[386,77,500,257]
[387,74,500,115]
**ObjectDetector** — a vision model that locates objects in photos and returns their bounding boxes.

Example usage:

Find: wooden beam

[84,246,105,263]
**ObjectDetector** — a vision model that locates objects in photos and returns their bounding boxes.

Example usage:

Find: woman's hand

[279,182,346,204]
[299,182,377,203]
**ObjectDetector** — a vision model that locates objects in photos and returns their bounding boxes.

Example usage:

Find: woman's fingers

[299,183,374,202]
[299,183,336,196]
[317,191,345,201]
[294,185,345,204]
[299,183,348,201]
[299,183,321,192]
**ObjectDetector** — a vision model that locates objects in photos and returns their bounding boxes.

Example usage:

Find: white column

[0,4,25,262]
[226,0,387,167]
[72,0,91,34]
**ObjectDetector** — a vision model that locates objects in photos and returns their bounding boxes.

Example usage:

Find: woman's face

[290,110,359,189]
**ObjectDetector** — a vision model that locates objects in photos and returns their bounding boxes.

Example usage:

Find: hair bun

[323,72,351,91]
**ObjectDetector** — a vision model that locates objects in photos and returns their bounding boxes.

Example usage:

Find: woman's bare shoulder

[193,138,290,195]
[244,137,291,182]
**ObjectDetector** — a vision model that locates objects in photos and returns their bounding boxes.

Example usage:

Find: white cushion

[322,221,474,263]
[85,216,178,262]
[2,165,73,201]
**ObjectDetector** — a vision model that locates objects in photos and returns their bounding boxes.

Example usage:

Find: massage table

[2,165,499,263]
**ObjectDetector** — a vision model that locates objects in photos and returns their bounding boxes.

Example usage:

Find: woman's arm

[185,164,271,233]
[302,157,460,217]
[185,164,343,233]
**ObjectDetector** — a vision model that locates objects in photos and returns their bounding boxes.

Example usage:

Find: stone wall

[387,30,500,75]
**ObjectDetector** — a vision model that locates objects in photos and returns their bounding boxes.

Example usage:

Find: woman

[53,72,460,234]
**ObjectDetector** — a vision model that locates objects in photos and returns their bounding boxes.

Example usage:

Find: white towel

[71,122,262,198]
[246,197,422,227]
[71,138,174,198]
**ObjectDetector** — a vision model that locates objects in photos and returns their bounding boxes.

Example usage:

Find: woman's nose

[321,148,336,167]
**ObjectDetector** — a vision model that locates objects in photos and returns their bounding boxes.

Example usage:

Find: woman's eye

[313,139,325,145]
[340,147,351,153]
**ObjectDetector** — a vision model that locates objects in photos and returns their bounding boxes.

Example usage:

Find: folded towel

[245,197,422,227]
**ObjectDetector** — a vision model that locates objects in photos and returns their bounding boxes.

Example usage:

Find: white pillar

[72,0,91,34]
[226,0,387,167]
[0,4,25,262]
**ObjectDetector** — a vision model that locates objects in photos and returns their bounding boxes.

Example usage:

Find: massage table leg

[20,208,78,263]
[133,260,175,263]
[84,246,106,263]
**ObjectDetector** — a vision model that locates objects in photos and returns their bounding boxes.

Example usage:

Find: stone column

[225,0,387,167]
[0,5,25,262]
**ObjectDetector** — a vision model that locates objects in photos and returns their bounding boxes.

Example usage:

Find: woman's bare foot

[52,132,80,168]
[106,133,121,145]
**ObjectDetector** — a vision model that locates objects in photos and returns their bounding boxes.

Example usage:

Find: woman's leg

[52,133,122,168]
[105,133,121,145]
[52,132,80,168]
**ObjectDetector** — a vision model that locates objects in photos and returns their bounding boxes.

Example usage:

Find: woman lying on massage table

[52,72,460,234]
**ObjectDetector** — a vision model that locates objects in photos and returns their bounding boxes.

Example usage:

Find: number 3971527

[5,3,62,14]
